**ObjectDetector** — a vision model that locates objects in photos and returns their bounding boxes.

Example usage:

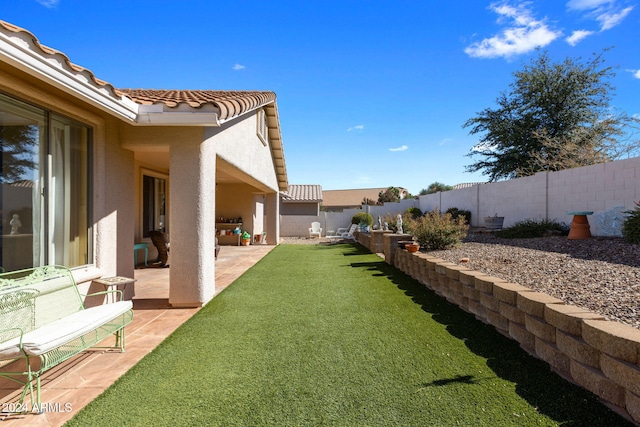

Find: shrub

[351,212,373,226]
[495,219,569,238]
[622,201,640,244]
[445,207,472,224]
[406,208,468,250]
[405,207,423,219]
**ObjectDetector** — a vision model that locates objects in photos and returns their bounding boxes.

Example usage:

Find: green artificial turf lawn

[66,244,632,426]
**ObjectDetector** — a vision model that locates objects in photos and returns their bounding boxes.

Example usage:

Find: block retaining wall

[358,233,640,424]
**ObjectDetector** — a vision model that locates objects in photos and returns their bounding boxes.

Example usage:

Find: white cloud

[465,2,561,59]
[347,125,364,132]
[597,6,634,30]
[438,138,453,146]
[36,0,59,7]
[628,69,640,79]
[566,29,594,45]
[567,0,614,11]
[232,64,246,71]
[567,0,634,31]
[389,145,408,152]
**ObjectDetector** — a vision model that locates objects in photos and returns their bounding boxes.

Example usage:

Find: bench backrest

[0,266,84,342]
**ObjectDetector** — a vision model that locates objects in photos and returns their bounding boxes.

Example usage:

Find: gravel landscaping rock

[428,233,640,329]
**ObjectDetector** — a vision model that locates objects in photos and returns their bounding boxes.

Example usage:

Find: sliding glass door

[0,93,91,272]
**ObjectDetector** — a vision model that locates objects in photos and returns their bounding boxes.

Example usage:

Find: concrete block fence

[418,156,640,236]
[280,156,639,238]
[356,233,640,424]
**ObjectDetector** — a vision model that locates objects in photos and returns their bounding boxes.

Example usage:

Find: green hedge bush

[352,212,373,226]
[405,207,423,219]
[495,219,569,238]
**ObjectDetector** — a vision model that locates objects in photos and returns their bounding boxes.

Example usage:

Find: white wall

[417,157,640,236]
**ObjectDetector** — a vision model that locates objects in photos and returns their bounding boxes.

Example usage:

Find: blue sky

[2,0,639,194]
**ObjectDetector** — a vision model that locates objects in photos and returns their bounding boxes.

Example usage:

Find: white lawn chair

[327,224,357,241]
[309,221,322,238]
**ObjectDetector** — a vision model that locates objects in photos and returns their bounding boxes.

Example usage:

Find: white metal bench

[0,265,133,413]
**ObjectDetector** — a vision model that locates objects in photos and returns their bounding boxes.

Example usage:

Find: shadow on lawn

[348,253,633,426]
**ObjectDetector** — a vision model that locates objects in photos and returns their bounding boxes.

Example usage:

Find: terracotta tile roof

[0,20,121,99]
[116,89,276,121]
[281,185,323,203]
[0,20,276,122]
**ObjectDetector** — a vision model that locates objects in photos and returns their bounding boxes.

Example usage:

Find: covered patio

[0,244,275,426]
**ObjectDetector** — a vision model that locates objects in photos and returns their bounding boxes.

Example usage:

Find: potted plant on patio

[241,231,251,246]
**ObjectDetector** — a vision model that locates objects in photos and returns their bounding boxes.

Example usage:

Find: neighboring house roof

[322,187,410,209]
[321,188,387,208]
[281,185,323,203]
[0,19,288,190]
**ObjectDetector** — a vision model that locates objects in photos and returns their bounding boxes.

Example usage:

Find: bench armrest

[82,289,124,302]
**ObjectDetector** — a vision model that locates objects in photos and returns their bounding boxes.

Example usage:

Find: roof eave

[135,112,221,126]
[264,102,288,191]
[0,28,138,121]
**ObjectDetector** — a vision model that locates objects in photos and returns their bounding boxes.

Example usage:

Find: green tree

[464,49,639,182]
[0,125,38,184]
[378,186,401,203]
[424,182,452,194]
[362,197,380,206]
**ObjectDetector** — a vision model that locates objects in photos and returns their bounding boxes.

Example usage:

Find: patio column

[265,192,279,245]
[252,193,265,242]
[168,139,217,307]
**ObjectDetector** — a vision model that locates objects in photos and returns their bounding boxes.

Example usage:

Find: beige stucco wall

[206,112,280,193]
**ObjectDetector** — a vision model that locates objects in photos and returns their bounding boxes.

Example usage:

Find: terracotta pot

[405,243,420,253]
[241,239,251,246]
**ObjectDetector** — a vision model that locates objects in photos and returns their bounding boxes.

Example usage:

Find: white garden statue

[10,214,21,235]
[396,214,403,234]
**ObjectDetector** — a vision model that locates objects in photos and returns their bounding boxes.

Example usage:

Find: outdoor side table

[134,242,149,267]
[94,276,136,303]
[567,211,594,240]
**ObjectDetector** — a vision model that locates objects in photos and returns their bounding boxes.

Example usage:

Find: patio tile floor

[0,244,275,426]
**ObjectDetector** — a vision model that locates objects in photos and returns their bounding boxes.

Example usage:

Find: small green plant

[351,212,373,226]
[445,207,472,224]
[405,208,468,250]
[495,219,569,238]
[622,201,640,244]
